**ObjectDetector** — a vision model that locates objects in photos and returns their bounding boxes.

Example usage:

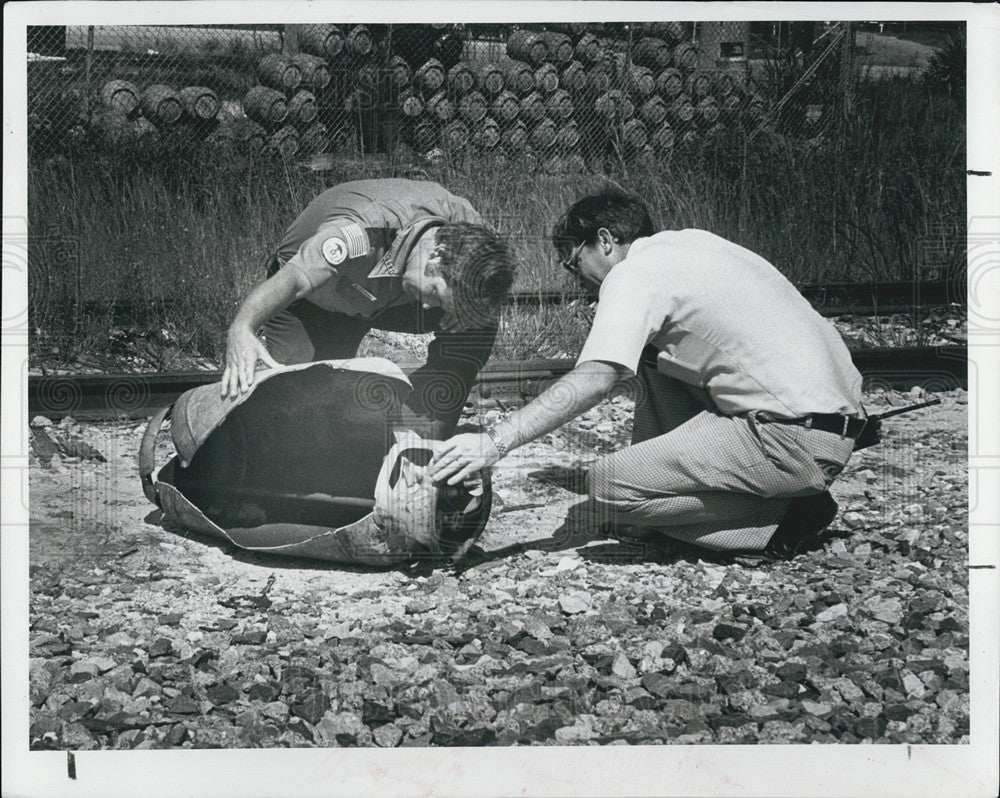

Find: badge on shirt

[321,236,348,265]
[367,253,398,279]
[321,222,369,266]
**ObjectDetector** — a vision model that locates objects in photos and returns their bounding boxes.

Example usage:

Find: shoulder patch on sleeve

[321,236,348,265]
[321,223,370,266]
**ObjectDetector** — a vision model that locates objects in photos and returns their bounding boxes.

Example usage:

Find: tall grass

[27,75,964,368]
[29,147,325,362]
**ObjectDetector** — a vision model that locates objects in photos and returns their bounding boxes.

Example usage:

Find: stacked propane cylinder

[385,22,759,170]
[88,42,343,159]
[90,80,223,152]
[419,23,759,171]
[84,22,762,167]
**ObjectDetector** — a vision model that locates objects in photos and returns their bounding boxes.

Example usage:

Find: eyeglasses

[560,240,586,277]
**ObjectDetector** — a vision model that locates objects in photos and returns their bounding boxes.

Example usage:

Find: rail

[28,345,968,420]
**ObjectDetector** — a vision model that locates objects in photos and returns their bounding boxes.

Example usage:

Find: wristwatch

[484,425,509,459]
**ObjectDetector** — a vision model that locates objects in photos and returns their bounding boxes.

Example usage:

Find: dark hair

[550,188,655,261]
[435,222,515,328]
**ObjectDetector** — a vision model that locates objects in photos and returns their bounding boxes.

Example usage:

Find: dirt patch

[28,389,969,749]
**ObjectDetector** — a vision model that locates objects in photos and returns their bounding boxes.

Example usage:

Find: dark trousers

[261,300,373,364]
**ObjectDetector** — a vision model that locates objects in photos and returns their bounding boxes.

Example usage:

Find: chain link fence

[24,21,966,367]
[27,22,858,170]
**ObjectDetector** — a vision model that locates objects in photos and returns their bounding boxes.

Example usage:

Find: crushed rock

[28,388,969,748]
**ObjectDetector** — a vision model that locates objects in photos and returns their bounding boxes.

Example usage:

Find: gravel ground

[27,386,969,750]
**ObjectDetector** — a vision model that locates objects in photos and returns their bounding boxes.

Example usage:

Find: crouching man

[430,188,866,559]
[222,178,515,438]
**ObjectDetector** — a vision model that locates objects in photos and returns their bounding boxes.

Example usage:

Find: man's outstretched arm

[221,266,311,398]
[428,360,627,485]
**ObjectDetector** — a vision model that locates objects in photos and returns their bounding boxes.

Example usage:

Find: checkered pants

[587,364,856,551]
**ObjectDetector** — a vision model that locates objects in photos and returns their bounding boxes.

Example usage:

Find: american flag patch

[340,223,370,259]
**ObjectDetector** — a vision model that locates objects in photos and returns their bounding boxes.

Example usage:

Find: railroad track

[83,278,964,320]
[28,345,967,420]
[507,278,964,313]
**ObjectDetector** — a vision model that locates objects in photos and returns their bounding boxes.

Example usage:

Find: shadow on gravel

[453,499,696,573]
[527,465,590,494]
[147,498,857,577]
[652,524,856,569]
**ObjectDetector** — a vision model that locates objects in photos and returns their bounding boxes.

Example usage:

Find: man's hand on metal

[429,433,501,485]
[221,326,281,399]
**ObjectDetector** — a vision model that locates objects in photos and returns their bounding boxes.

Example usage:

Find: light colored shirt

[576,229,864,418]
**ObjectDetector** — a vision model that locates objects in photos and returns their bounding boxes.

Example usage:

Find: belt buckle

[841,415,850,437]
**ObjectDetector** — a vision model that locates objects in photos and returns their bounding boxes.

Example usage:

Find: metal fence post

[84,25,94,116]
[282,24,299,55]
[840,21,854,119]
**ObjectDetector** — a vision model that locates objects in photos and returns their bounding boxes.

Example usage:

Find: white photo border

[3,3,998,797]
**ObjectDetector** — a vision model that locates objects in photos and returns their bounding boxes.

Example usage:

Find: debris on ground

[27,389,969,748]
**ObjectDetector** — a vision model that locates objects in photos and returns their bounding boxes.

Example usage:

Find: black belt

[758,412,867,438]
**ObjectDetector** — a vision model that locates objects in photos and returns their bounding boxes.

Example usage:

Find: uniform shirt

[576,229,864,418]
[273,178,483,317]
[266,179,494,436]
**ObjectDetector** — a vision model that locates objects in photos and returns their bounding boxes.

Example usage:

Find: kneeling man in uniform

[223,179,515,438]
